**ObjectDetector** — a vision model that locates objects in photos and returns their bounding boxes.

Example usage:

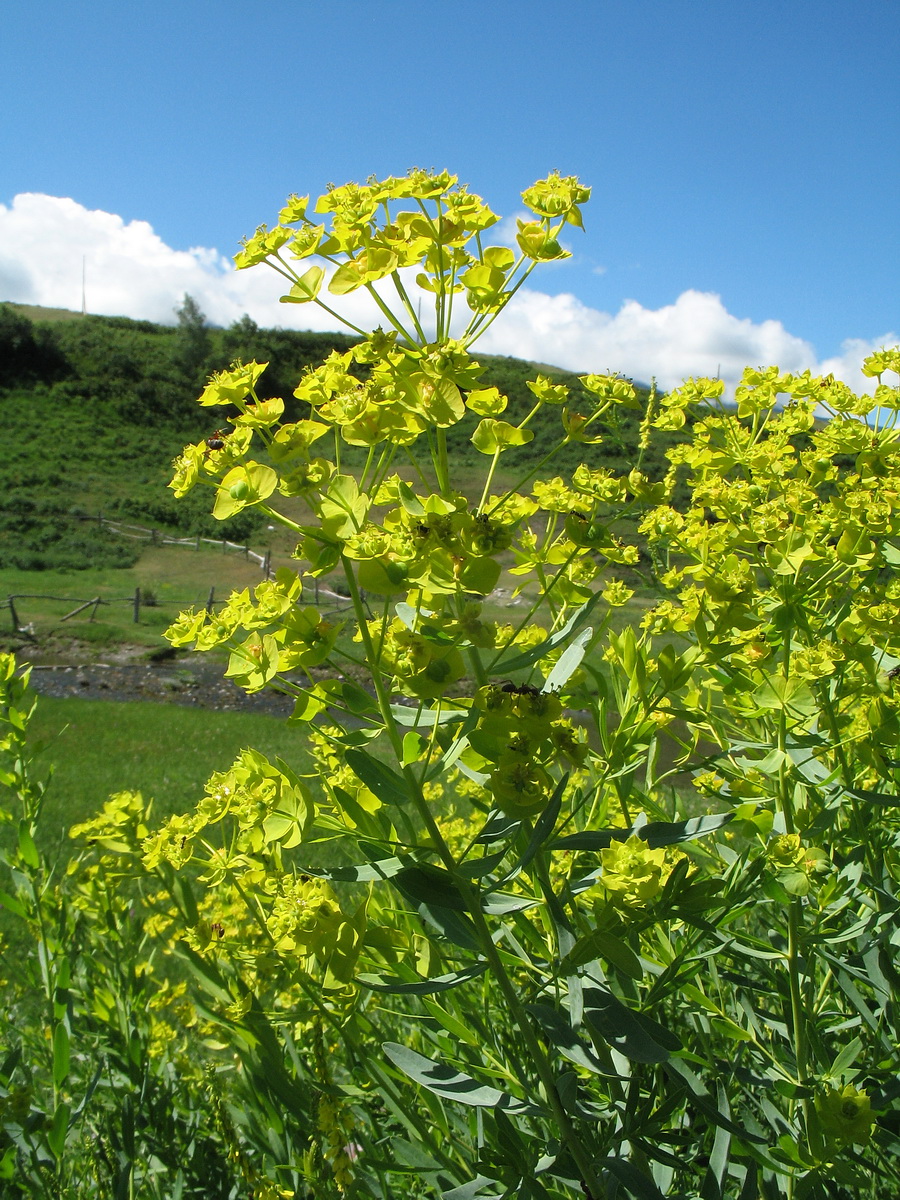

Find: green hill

[0,302,667,571]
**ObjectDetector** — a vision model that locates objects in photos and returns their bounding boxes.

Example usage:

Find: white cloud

[1,193,895,396]
[477,287,892,393]
[0,192,387,333]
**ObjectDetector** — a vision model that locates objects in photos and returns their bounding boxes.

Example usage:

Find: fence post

[8,596,19,632]
[206,587,215,615]
[91,597,101,622]
[263,550,272,579]
[314,578,320,604]
[133,587,141,623]
[196,534,200,551]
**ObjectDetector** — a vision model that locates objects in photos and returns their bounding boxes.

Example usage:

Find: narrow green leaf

[583,987,681,1063]
[384,1043,539,1113]
[542,627,592,692]
[346,747,410,806]
[394,865,468,911]
[422,998,483,1047]
[525,1003,614,1077]
[17,822,39,870]
[392,704,467,728]
[552,812,733,852]
[562,930,643,980]
[702,1082,731,1199]
[0,889,27,919]
[305,856,409,883]
[442,1176,504,1200]
[494,590,603,674]
[664,1059,766,1142]
[46,1101,70,1159]
[511,775,566,879]
[848,785,900,807]
[603,1158,665,1200]
[358,962,488,995]
[829,1036,863,1078]
[455,849,508,878]
[52,1024,70,1089]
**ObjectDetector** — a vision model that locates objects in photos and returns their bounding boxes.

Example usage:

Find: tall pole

[81,256,86,315]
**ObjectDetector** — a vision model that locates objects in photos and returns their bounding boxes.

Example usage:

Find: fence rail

[2,581,358,634]
[72,512,272,571]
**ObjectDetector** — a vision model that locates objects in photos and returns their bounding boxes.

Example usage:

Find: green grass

[5,302,88,324]
[0,546,295,653]
[29,696,312,845]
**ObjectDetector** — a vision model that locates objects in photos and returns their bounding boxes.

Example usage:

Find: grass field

[0,544,304,653]
[28,695,313,847]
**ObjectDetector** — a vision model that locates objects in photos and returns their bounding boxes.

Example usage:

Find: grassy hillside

[0,302,672,573]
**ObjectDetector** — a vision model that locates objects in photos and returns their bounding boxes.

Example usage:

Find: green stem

[477,449,502,512]
[340,558,604,1198]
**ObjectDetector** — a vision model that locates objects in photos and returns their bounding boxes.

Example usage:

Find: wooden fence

[78,512,272,572]
[2,581,359,635]
[2,513,372,635]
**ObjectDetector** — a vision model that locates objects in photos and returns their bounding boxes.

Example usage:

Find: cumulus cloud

[1,193,895,395]
[480,288,897,395]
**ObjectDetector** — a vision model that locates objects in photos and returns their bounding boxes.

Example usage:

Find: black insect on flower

[499,681,541,696]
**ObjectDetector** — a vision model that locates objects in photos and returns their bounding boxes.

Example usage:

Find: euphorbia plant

[142,168,900,1199]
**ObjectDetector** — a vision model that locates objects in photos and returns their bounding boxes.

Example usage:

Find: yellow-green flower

[597,834,670,906]
[815,1084,876,1147]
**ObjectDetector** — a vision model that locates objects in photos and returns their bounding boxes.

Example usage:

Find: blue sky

[1,0,897,389]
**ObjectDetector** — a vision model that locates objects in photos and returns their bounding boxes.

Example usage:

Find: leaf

[525,1003,614,1077]
[562,929,643,980]
[345,747,410,807]
[829,1036,863,1078]
[176,946,235,1008]
[46,1101,70,1159]
[391,703,467,729]
[0,888,27,919]
[52,1024,70,1089]
[553,812,733,852]
[847,785,900,807]
[383,1043,540,1113]
[702,1082,732,1199]
[17,822,39,870]
[603,1157,665,1200]
[482,892,540,914]
[495,590,604,674]
[442,1177,504,1200]
[664,1058,766,1142]
[305,856,409,883]
[394,865,468,911]
[358,963,488,995]
[583,988,681,1063]
[515,776,566,874]
[398,482,426,516]
[415,904,481,953]
[542,627,593,692]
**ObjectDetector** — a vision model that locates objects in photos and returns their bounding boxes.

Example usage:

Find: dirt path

[24,656,296,716]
